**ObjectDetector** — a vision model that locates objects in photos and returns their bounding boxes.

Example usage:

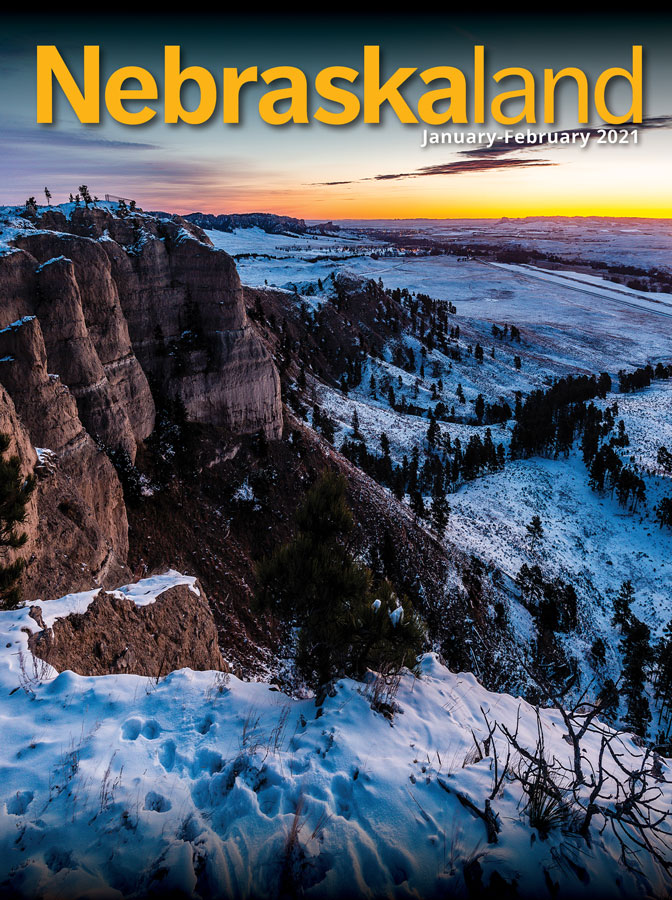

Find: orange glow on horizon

[168,194,672,221]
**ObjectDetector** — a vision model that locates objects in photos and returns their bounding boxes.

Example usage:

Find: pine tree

[657,497,672,529]
[410,487,425,519]
[474,394,485,424]
[430,473,450,537]
[352,407,360,438]
[0,434,36,609]
[620,618,652,736]
[426,414,439,448]
[255,473,424,686]
[526,514,544,547]
[612,579,635,630]
[658,446,672,475]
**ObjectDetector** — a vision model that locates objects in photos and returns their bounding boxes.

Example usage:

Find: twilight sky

[2,13,671,219]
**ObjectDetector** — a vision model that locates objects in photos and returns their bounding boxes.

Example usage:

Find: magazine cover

[1,12,671,899]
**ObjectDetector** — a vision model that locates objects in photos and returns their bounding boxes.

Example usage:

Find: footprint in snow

[6,790,34,815]
[121,718,162,740]
[144,791,172,812]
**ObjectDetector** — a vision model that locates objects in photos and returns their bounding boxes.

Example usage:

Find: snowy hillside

[1,574,671,898]
[223,219,672,739]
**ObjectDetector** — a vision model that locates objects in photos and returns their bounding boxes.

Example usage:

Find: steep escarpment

[14,206,282,441]
[0,203,282,602]
[101,224,281,438]
[0,313,130,599]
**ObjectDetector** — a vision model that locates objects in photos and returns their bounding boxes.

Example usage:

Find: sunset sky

[2,13,671,219]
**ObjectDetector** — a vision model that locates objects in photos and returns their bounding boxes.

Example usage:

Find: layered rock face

[13,207,282,441]
[28,581,227,677]
[0,313,130,599]
[0,204,282,601]
[100,222,282,439]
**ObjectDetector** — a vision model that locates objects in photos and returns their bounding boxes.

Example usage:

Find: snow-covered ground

[447,382,672,631]
[2,211,671,895]
[209,225,672,380]
[337,217,672,274]
[245,219,672,735]
[1,573,670,899]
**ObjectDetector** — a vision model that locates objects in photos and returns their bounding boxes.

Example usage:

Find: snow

[1,209,671,894]
[0,316,35,334]
[18,570,200,632]
[275,221,671,732]
[389,605,404,626]
[490,262,672,317]
[35,256,71,273]
[0,582,670,897]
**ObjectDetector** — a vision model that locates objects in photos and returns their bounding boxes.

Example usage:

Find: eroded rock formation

[0,204,282,601]
[28,581,226,677]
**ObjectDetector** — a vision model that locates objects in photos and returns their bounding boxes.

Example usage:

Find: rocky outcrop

[102,229,282,438]
[12,206,282,441]
[184,211,309,234]
[0,204,282,600]
[0,315,130,598]
[28,581,226,677]
[12,231,154,458]
[0,385,39,580]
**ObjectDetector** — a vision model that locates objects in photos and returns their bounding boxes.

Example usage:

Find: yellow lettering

[259,66,308,125]
[222,67,258,123]
[36,45,99,123]
[363,46,417,124]
[595,45,642,124]
[164,45,216,125]
[105,66,157,125]
[543,67,589,123]
[474,45,485,124]
[418,66,467,125]
[314,66,360,125]
[492,66,536,124]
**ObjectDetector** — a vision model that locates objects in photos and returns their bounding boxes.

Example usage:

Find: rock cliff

[0,203,282,602]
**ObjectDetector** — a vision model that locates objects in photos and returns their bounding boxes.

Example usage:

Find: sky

[1,13,671,220]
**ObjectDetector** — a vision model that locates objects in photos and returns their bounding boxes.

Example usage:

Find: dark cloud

[0,127,159,151]
[312,156,555,186]
[373,158,556,180]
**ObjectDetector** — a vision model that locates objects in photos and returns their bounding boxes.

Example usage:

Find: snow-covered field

[448,381,672,629]
[234,220,672,737]
[1,573,671,899]
[336,217,672,274]
[209,225,672,379]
